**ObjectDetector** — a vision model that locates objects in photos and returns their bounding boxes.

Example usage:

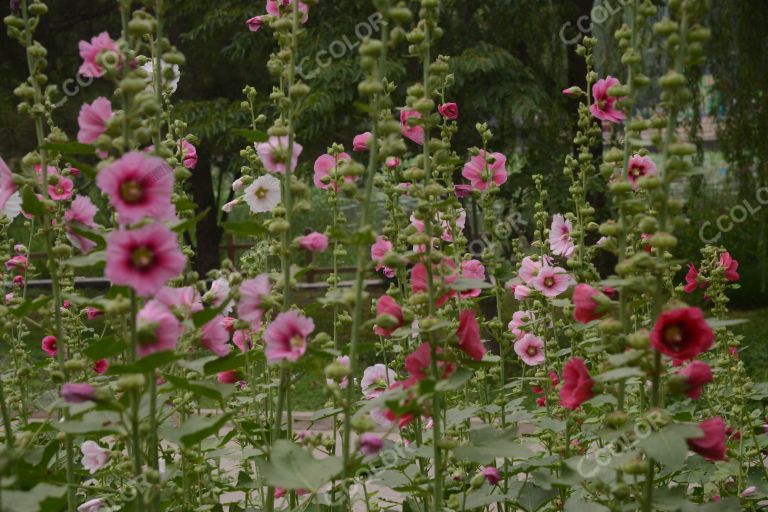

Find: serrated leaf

[223,220,268,237]
[63,250,106,268]
[1,483,68,512]
[83,335,127,360]
[254,440,342,491]
[593,367,644,383]
[637,423,701,469]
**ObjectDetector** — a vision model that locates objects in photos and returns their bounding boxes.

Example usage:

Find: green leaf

[231,128,269,142]
[21,186,46,216]
[449,278,493,291]
[107,351,179,374]
[83,336,127,360]
[453,427,532,464]
[161,413,232,447]
[516,483,558,511]
[68,225,106,250]
[163,373,234,401]
[54,411,125,435]
[706,318,748,328]
[203,352,249,375]
[254,440,343,491]
[593,367,645,383]
[10,295,50,318]
[637,423,702,469]
[40,141,96,155]
[172,207,210,234]
[1,483,68,512]
[63,250,106,269]
[436,367,474,391]
[223,220,268,237]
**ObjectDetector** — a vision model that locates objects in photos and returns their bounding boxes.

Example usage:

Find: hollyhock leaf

[223,220,269,237]
[55,411,125,435]
[436,367,474,391]
[63,250,106,269]
[516,483,559,512]
[0,483,68,512]
[203,352,250,375]
[68,224,106,250]
[10,295,50,318]
[593,367,644,383]
[192,306,224,329]
[106,351,179,374]
[172,207,210,234]
[83,335,126,360]
[637,423,702,469]
[606,349,644,367]
[163,373,234,401]
[564,498,610,512]
[464,489,515,509]
[450,278,492,291]
[454,427,532,464]
[176,355,219,375]
[682,499,740,512]
[40,141,95,155]
[308,407,344,421]
[21,186,46,216]
[67,158,96,179]
[161,413,232,447]
[231,128,269,143]
[255,440,343,490]
[705,318,748,328]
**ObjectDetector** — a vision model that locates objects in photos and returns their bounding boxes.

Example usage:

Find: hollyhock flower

[573,284,609,324]
[246,15,264,31]
[405,342,455,383]
[439,208,467,242]
[677,360,713,400]
[136,300,182,358]
[96,151,174,224]
[359,433,383,456]
[5,254,28,271]
[48,177,74,201]
[454,184,473,198]
[514,285,531,300]
[217,370,242,385]
[549,214,575,258]
[460,259,485,298]
[562,86,583,97]
[361,364,397,399]
[64,195,99,253]
[719,252,740,282]
[740,487,757,498]
[237,275,271,328]
[684,264,705,293]
[481,466,501,486]
[457,309,485,361]
[385,157,401,168]
[297,232,329,252]
[141,59,181,94]
[313,152,355,190]
[180,140,198,169]
[438,102,459,120]
[105,223,186,297]
[514,333,545,366]
[42,335,57,357]
[371,236,395,278]
[560,357,595,410]
[222,316,236,333]
[374,295,404,337]
[61,383,96,403]
[256,136,303,174]
[687,417,727,461]
[86,307,102,321]
[462,151,508,191]
[266,0,309,24]
[155,286,203,316]
[209,277,233,315]
[264,311,314,364]
[222,199,240,212]
[519,256,551,284]
[508,310,535,339]
[410,259,458,307]
[93,359,108,374]
[13,275,23,287]
[0,191,21,220]
[77,97,113,144]
[590,76,625,123]
[400,109,424,145]
[78,498,104,512]
[650,307,714,361]
[81,441,109,474]
[244,174,282,214]
[78,32,122,78]
[0,157,17,214]
[353,132,372,152]
[233,330,253,352]
[626,154,657,189]
[531,266,572,298]
[326,355,350,389]
[201,315,231,357]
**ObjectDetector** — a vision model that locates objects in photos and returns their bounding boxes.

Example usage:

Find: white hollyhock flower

[0,192,21,220]
[142,59,181,93]
[244,174,281,214]
[81,440,109,474]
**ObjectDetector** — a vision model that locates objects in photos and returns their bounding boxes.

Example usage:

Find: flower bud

[117,374,146,391]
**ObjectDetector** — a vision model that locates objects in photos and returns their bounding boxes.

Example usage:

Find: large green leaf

[83,335,127,360]
[1,483,67,512]
[161,413,232,447]
[163,373,234,402]
[255,440,342,491]
[637,423,702,469]
[107,351,179,374]
[453,427,532,464]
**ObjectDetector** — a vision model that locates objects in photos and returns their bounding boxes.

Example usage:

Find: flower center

[631,167,642,177]
[598,98,608,109]
[56,185,65,195]
[544,277,555,288]
[120,179,143,203]
[527,346,538,356]
[290,334,304,349]
[663,325,684,349]
[131,246,154,269]
[254,186,268,199]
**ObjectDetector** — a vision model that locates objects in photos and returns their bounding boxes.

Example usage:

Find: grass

[731,307,768,382]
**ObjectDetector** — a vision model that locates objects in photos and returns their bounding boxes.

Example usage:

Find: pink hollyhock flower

[518,256,544,284]
[201,315,231,357]
[77,97,112,144]
[438,208,466,242]
[155,286,203,316]
[13,275,24,287]
[514,333,545,366]
[374,295,404,337]
[136,300,182,358]
[457,309,485,361]
[297,232,329,252]
[385,157,401,168]
[237,275,271,329]
[531,265,572,298]
[371,236,395,278]
[217,370,243,385]
[326,355,350,389]
[93,359,108,374]
[687,417,727,461]
[560,357,595,410]
[400,109,424,145]
[0,157,16,213]
[264,311,315,363]
[677,360,713,400]
[590,76,625,123]
[244,174,282,213]
[462,151,508,191]
[6,254,28,271]
[246,15,264,31]
[233,330,253,352]
[454,184,473,198]
[481,466,501,486]
[209,277,233,315]
[361,364,397,399]
[42,335,57,357]
[180,140,198,170]
[266,0,309,23]
[508,310,535,339]
[650,307,714,361]
[353,132,372,152]
[78,498,104,512]
[105,223,186,297]
[65,195,99,253]
[514,285,531,300]
[222,316,236,333]
[573,283,608,324]
[719,252,740,282]
[626,154,657,189]
[86,307,102,320]
[405,342,455,383]
[313,153,354,190]
[438,102,459,120]
[81,441,109,474]
[256,136,303,174]
[549,214,575,258]
[562,86,583,97]
[684,263,705,293]
[410,259,458,307]
[359,433,383,456]
[460,259,485,298]
[48,177,74,201]
[96,151,174,224]
[61,383,96,403]
[78,32,122,78]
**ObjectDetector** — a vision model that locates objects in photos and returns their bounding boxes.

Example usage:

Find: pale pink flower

[136,300,181,357]
[80,441,109,474]
[359,433,383,456]
[531,266,572,298]
[237,275,271,328]
[78,498,104,512]
[400,109,424,145]
[514,285,531,300]
[105,223,186,297]
[361,364,397,399]
[65,195,99,253]
[385,157,401,168]
[78,32,122,78]
[461,259,485,298]
[508,310,535,339]
[244,174,281,213]
[514,333,545,366]
[313,152,355,190]
[590,76,625,123]
[297,232,329,252]
[518,256,543,284]
[180,140,198,170]
[233,329,253,352]
[48,177,74,201]
[222,199,241,213]
[96,151,174,224]
[264,311,315,363]
[549,214,575,258]
[353,132,372,152]
[462,151,507,191]
[201,315,231,357]
[209,277,233,315]
[256,136,303,174]
[371,236,395,278]
[326,355,350,389]
[155,286,203,315]
[77,97,112,144]
[246,16,264,32]
[627,155,657,189]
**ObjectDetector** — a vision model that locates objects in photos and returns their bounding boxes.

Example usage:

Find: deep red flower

[437,102,459,120]
[374,295,404,337]
[559,357,594,410]
[410,259,458,307]
[650,307,714,361]
[404,342,455,383]
[457,309,485,361]
[687,417,727,461]
[677,360,713,400]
